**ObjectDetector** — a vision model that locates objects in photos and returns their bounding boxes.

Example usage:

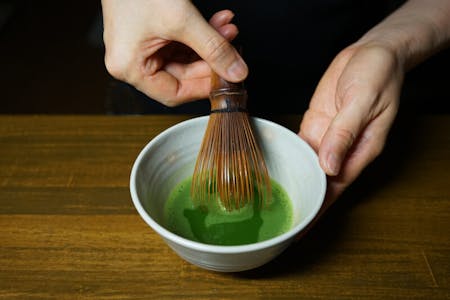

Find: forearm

[357,0,450,70]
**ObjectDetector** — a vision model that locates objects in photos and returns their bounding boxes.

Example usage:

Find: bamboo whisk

[191,72,271,211]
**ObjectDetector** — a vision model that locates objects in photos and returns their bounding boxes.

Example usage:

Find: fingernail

[326,152,340,176]
[227,59,247,81]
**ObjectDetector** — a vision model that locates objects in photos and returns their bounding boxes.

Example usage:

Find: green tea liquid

[164,177,293,246]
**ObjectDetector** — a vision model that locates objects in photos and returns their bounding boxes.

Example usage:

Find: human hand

[299,43,404,210]
[101,0,248,106]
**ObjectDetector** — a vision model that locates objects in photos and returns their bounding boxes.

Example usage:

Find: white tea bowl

[130,116,326,272]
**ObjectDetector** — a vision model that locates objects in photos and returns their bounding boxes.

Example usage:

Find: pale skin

[102,0,450,214]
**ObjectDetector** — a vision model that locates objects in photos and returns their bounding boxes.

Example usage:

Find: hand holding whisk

[191,71,271,211]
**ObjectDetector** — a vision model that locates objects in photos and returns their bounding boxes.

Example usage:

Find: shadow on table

[232,111,419,279]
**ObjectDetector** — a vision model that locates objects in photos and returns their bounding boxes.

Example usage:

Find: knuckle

[104,46,132,81]
[204,35,232,64]
[336,46,357,64]
[160,98,179,107]
[104,53,124,80]
[333,127,356,150]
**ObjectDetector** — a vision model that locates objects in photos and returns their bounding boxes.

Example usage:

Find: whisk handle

[210,72,247,113]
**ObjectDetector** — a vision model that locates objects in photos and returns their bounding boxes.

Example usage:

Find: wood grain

[0,115,449,299]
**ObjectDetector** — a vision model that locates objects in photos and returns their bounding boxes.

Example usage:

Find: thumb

[318,106,364,176]
[180,13,248,82]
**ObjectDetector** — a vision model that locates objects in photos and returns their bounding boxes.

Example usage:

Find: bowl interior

[132,116,325,243]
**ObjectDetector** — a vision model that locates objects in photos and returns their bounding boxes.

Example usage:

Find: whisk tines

[191,72,271,211]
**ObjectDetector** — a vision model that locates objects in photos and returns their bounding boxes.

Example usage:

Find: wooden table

[0,115,449,299]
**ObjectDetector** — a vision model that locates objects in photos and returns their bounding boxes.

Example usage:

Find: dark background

[0,0,449,115]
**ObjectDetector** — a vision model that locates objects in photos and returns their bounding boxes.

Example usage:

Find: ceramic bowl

[130,116,326,272]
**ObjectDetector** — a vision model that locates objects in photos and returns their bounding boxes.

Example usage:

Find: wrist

[355,0,450,72]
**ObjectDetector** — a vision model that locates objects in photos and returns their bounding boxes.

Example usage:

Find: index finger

[134,59,212,106]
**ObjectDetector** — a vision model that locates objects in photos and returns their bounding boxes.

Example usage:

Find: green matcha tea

[163,177,293,246]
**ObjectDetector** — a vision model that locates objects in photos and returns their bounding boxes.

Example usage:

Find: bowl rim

[130,116,326,254]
